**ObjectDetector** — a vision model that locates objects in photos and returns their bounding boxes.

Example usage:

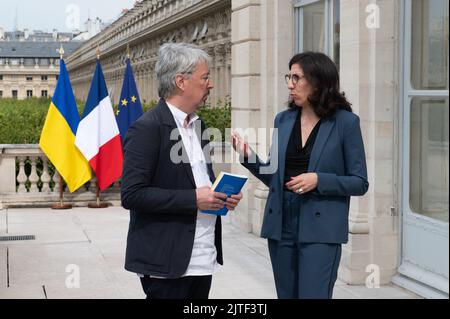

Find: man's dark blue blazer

[242,108,369,244]
[121,99,222,279]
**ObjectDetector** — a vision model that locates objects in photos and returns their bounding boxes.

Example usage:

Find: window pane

[302,1,325,52]
[410,97,449,222]
[411,0,449,90]
[24,58,34,66]
[333,0,340,70]
[39,59,49,66]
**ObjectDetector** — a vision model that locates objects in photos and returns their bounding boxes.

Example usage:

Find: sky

[0,0,137,32]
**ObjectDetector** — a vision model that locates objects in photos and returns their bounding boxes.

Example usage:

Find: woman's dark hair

[288,52,352,118]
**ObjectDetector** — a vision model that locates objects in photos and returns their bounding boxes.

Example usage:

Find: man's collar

[166,101,199,126]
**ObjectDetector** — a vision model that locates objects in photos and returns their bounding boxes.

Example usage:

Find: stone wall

[66,0,232,107]
[231,0,402,286]
[0,143,229,209]
[338,0,400,285]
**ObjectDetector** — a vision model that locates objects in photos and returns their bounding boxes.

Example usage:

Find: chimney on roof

[13,6,18,31]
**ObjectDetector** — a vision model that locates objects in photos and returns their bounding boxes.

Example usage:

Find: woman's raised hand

[231,131,251,159]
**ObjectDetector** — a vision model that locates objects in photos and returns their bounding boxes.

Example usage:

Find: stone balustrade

[66,0,231,108]
[0,143,230,209]
[0,144,120,208]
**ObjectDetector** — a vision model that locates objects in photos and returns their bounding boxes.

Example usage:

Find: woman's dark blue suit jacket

[242,108,369,244]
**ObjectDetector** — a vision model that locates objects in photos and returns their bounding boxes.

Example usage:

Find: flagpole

[87,45,108,209]
[51,44,72,210]
[51,175,72,210]
[88,184,108,209]
[96,43,100,60]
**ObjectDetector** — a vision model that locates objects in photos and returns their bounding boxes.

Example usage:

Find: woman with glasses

[232,52,369,299]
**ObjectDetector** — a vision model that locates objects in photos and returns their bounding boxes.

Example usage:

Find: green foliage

[142,99,159,112]
[0,98,51,144]
[197,99,231,142]
[0,98,84,144]
[0,97,231,144]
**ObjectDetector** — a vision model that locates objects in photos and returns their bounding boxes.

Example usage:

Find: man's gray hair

[155,42,211,99]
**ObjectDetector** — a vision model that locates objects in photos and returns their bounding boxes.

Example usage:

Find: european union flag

[116,58,144,141]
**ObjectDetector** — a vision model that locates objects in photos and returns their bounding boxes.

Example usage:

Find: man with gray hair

[121,42,242,299]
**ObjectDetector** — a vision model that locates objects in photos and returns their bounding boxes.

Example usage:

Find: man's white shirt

[159,102,219,277]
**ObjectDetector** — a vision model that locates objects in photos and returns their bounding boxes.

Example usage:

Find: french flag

[75,61,123,191]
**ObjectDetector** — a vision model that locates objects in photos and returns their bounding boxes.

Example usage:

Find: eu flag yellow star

[121,99,128,106]
[131,96,137,103]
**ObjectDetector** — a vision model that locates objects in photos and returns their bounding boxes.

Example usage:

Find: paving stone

[0,246,7,288]
[0,207,423,299]
[0,209,6,234]
[0,285,47,299]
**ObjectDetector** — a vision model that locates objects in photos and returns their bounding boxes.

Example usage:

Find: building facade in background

[65,0,231,107]
[53,0,449,298]
[232,0,448,298]
[0,12,115,101]
[0,30,82,100]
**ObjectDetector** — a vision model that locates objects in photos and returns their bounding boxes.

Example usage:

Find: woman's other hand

[285,173,318,194]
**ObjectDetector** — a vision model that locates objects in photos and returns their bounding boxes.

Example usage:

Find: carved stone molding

[66,0,232,105]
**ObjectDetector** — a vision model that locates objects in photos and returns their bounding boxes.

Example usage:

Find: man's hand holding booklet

[202,172,248,216]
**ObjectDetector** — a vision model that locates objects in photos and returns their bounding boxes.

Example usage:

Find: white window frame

[294,0,336,58]
[402,0,449,224]
[395,0,449,297]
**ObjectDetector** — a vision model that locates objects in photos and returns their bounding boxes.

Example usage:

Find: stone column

[231,0,293,234]
[214,43,226,107]
[205,46,217,107]
[145,65,152,104]
[231,0,262,232]
[225,42,232,101]
[152,63,158,101]
[254,0,294,234]
[0,148,17,193]
[339,0,399,285]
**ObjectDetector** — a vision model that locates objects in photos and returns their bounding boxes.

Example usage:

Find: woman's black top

[283,109,321,189]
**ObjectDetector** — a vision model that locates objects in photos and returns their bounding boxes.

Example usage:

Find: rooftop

[0,41,83,58]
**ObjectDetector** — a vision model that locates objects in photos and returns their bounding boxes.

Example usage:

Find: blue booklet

[202,172,248,216]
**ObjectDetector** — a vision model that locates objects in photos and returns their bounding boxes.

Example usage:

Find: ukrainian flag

[39,59,92,192]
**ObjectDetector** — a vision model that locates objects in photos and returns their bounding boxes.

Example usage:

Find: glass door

[400,0,449,297]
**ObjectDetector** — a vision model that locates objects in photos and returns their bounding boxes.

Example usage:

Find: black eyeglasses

[180,72,210,84]
[284,74,305,85]
[201,75,210,84]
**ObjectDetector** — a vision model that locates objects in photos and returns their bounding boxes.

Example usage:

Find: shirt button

[315,212,321,218]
